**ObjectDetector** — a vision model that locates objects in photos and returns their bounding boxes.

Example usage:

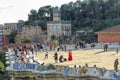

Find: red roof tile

[98,24,120,33]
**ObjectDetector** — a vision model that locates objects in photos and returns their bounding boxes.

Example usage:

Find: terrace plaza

[36,44,120,70]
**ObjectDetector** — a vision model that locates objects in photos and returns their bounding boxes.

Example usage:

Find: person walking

[64,44,66,51]
[116,48,119,53]
[44,49,48,59]
[114,58,119,71]
[54,52,58,63]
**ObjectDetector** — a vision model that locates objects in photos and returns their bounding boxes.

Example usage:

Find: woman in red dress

[68,50,72,61]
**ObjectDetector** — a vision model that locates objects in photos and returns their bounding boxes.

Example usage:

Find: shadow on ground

[94,49,115,54]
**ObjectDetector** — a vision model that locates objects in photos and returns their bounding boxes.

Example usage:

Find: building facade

[0,25,9,49]
[3,23,18,35]
[96,24,120,43]
[0,27,3,48]
[2,20,24,35]
[47,7,71,41]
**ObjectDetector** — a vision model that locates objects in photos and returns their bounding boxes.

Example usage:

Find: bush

[0,50,6,66]
[0,61,4,72]
[0,50,10,80]
[22,36,31,43]
[47,64,55,70]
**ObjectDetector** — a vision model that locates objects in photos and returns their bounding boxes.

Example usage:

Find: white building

[47,7,71,41]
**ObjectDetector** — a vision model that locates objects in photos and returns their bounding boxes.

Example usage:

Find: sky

[0,0,77,24]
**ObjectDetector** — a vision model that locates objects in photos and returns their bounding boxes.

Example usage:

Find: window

[53,26,56,30]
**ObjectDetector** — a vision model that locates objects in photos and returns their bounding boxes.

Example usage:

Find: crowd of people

[8,44,45,66]
[7,43,74,68]
[45,47,73,63]
[49,43,67,51]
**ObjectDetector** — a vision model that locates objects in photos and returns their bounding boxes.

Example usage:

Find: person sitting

[59,55,64,62]
[91,43,96,48]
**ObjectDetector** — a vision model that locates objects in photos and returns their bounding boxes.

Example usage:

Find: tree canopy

[27,0,120,30]
[26,0,120,42]
[6,31,17,44]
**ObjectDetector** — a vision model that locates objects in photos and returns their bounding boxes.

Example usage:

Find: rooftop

[97,24,120,33]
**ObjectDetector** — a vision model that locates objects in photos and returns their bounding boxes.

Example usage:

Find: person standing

[64,44,66,51]
[114,58,119,71]
[116,48,119,53]
[44,49,48,59]
[68,50,73,61]
[57,45,60,52]
[104,44,108,51]
[75,43,78,50]
[50,44,52,51]
[54,52,58,63]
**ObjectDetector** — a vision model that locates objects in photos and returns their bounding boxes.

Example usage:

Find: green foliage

[0,61,4,72]
[28,9,38,22]
[6,31,17,43]
[51,35,56,40]
[0,73,10,80]
[47,64,55,70]
[50,40,58,47]
[0,50,10,80]
[27,0,120,31]
[0,50,5,66]
[22,36,31,43]
[78,33,97,43]
[27,6,53,30]
[58,35,69,44]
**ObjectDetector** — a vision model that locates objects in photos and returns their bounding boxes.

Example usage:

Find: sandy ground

[36,49,120,70]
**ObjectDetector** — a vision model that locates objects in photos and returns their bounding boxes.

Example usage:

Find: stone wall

[6,63,120,80]
[9,71,101,80]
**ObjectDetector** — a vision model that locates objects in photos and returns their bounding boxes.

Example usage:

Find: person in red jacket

[68,50,72,61]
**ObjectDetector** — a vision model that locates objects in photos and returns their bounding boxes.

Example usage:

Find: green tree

[6,31,17,43]
[51,35,56,40]
[27,6,53,30]
[28,9,38,22]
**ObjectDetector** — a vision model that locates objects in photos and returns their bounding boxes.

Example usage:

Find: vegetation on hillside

[0,50,10,80]
[25,0,120,43]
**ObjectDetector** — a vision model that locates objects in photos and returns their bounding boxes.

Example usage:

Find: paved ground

[36,48,120,70]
